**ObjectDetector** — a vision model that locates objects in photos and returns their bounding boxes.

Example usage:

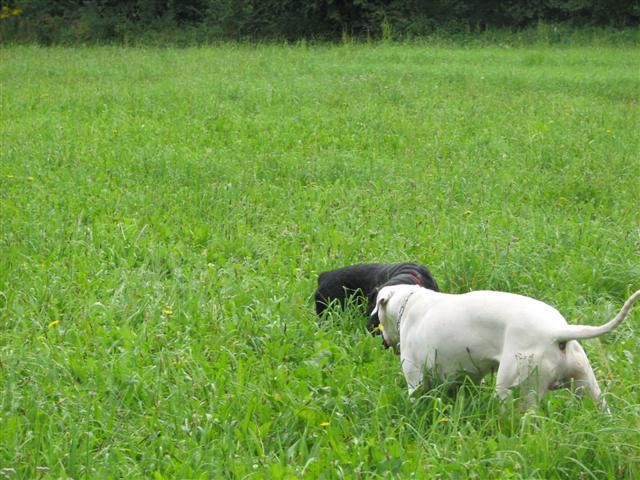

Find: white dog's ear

[372,288,394,316]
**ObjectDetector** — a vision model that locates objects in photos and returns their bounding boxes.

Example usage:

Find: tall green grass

[1,44,639,478]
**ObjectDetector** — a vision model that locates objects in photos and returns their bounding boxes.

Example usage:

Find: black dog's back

[315,263,388,315]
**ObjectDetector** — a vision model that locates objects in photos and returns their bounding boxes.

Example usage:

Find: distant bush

[1,0,639,43]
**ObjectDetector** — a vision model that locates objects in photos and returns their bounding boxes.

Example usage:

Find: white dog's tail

[555,290,640,342]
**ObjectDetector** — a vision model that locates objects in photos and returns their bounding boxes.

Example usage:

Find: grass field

[1,42,639,478]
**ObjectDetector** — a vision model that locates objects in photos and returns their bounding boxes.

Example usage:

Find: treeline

[1,0,639,43]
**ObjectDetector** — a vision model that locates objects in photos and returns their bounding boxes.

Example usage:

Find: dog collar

[396,291,415,340]
[406,272,424,287]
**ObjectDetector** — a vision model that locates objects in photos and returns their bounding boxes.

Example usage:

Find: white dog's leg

[566,342,609,412]
[496,351,543,410]
[495,360,519,406]
[401,357,425,397]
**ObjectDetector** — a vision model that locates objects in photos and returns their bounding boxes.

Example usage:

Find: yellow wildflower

[320,421,330,427]
[163,307,173,315]
[47,319,61,329]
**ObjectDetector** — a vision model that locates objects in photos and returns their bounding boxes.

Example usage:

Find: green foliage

[1,43,640,478]
[1,0,639,43]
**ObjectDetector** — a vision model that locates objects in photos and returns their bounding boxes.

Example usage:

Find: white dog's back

[402,290,566,380]
[427,290,566,330]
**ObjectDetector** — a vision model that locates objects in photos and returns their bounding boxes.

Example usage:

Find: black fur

[315,262,439,332]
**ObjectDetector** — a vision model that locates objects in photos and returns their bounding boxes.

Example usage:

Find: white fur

[373,285,640,409]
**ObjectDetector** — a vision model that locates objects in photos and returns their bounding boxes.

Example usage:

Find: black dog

[315,262,439,332]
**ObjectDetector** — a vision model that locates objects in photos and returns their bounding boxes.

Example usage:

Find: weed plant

[1,43,639,478]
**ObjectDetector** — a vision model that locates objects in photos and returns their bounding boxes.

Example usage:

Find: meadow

[1,42,639,478]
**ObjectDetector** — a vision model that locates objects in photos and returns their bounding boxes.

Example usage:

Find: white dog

[372,285,639,408]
